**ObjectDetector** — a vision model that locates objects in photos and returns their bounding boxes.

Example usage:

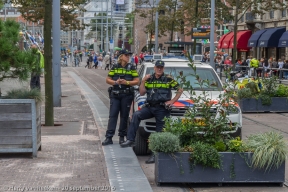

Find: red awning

[217,33,230,49]
[221,32,234,49]
[229,30,252,51]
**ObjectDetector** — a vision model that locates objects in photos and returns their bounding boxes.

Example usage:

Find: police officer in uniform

[120,60,183,164]
[102,49,139,146]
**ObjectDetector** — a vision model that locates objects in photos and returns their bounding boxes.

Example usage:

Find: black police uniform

[125,61,179,143]
[104,56,139,143]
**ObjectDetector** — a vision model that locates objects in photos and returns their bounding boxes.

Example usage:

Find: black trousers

[127,105,170,141]
[105,93,134,138]
[30,74,41,90]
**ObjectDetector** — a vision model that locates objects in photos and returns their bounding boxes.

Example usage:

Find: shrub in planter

[148,132,180,154]
[151,52,287,184]
[3,88,43,102]
[245,131,288,172]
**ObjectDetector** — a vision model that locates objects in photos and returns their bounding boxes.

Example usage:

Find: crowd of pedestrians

[201,51,288,80]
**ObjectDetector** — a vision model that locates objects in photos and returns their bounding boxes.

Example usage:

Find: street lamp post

[209,0,215,69]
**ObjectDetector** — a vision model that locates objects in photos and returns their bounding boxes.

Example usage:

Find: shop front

[247,27,286,60]
[218,30,252,60]
[278,30,288,60]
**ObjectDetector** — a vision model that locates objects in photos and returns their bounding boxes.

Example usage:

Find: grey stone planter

[239,97,288,113]
[0,99,41,157]
[155,152,285,185]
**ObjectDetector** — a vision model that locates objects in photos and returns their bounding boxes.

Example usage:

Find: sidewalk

[0,73,110,190]
[0,68,152,192]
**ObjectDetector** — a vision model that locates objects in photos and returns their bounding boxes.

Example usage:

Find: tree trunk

[44,0,54,126]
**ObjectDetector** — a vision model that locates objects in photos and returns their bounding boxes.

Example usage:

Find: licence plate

[181,118,206,126]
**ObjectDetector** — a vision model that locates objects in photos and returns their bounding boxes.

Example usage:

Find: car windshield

[145,67,222,90]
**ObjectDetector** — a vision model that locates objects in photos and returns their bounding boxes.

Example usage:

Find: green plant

[275,84,288,97]
[227,137,244,152]
[0,20,39,82]
[148,132,180,153]
[237,87,253,99]
[244,131,288,172]
[213,140,227,152]
[4,88,43,102]
[189,142,221,170]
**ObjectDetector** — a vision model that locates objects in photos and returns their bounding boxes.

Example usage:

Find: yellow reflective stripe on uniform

[108,70,115,76]
[145,82,170,88]
[131,69,138,77]
[169,79,178,88]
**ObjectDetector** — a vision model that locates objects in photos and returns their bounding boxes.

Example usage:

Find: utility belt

[108,87,134,95]
[143,102,172,110]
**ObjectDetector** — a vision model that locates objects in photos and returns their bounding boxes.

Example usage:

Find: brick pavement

[0,70,111,192]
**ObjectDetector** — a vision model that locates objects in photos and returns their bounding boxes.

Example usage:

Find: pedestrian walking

[104,52,111,70]
[98,54,103,69]
[120,60,183,164]
[92,54,98,69]
[30,44,44,90]
[88,54,93,69]
[102,49,140,146]
[79,51,83,62]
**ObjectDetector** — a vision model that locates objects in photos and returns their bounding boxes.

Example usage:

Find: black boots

[120,140,135,147]
[119,136,125,144]
[102,138,113,146]
[145,154,155,164]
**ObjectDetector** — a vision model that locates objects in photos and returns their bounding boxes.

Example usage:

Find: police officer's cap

[118,49,132,56]
[155,60,165,67]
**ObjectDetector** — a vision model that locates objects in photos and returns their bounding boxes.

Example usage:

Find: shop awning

[217,33,231,49]
[229,30,252,51]
[247,29,267,47]
[278,31,288,47]
[257,27,286,47]
[221,32,234,49]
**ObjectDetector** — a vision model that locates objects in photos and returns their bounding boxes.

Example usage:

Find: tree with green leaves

[9,0,87,30]
[0,19,39,82]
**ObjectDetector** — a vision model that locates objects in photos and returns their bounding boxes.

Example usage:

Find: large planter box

[239,97,288,113]
[155,152,285,185]
[0,99,41,157]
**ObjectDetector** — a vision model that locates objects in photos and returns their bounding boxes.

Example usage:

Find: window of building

[269,10,274,19]
[240,15,244,22]
[282,9,287,18]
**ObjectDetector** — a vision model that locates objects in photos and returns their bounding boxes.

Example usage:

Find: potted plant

[0,19,42,157]
[149,52,287,186]
[236,76,288,112]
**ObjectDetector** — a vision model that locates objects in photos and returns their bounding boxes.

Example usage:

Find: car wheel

[133,129,148,155]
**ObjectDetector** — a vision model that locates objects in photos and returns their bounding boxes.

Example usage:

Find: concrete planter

[155,152,285,185]
[239,97,288,113]
[0,99,41,157]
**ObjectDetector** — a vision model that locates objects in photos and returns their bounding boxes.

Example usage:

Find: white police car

[130,58,242,155]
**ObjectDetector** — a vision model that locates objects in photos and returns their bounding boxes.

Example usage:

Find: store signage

[280,40,287,46]
[168,47,184,53]
[116,0,124,4]
[192,28,210,39]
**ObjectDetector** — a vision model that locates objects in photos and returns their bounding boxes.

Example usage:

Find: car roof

[144,58,213,69]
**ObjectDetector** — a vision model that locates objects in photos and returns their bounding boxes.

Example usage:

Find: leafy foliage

[245,131,288,172]
[227,137,244,152]
[148,132,180,153]
[163,51,237,146]
[0,19,38,82]
[189,142,222,170]
[4,88,43,102]
[9,0,87,30]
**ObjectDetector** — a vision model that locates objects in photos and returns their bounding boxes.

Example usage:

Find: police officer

[120,60,183,164]
[102,49,140,146]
